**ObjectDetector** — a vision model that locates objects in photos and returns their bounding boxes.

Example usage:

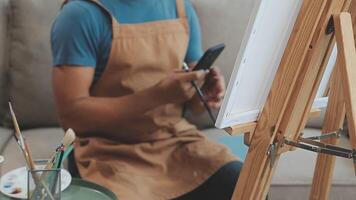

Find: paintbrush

[45,129,76,170]
[9,103,38,181]
[55,147,65,169]
[9,103,35,175]
[9,102,36,172]
[45,129,75,199]
[23,138,37,173]
[182,63,216,123]
[9,103,25,148]
[62,145,74,165]
[13,136,30,169]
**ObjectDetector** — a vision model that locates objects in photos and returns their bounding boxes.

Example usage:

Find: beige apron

[63,0,238,199]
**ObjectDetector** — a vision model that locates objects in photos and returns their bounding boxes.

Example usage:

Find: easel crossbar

[282,135,356,161]
[304,130,339,140]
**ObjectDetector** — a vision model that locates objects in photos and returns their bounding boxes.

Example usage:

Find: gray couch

[0,0,355,199]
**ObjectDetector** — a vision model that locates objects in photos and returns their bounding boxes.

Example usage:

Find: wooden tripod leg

[334,12,356,172]
[311,5,356,200]
[309,59,346,200]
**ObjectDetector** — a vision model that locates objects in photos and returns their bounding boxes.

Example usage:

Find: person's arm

[53,66,206,139]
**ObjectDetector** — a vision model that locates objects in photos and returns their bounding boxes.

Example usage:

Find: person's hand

[187,67,225,113]
[155,70,208,104]
[202,67,225,109]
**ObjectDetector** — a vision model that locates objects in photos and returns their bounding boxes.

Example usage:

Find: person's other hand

[202,67,225,109]
[156,70,208,104]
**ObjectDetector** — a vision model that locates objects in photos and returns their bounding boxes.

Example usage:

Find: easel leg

[309,60,346,200]
[310,12,356,200]
[334,12,356,172]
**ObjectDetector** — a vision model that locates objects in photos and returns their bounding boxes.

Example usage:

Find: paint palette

[0,165,71,199]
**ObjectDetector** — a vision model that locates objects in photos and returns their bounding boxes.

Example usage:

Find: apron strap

[176,0,187,19]
[176,0,189,34]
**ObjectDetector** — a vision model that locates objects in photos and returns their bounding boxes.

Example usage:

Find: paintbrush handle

[191,81,216,123]
[9,103,24,147]
[182,63,216,123]
[62,145,74,164]
[23,144,43,191]
[44,152,58,170]
[23,140,36,170]
[55,151,64,169]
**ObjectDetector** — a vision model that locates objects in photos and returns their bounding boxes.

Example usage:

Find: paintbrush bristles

[62,128,76,147]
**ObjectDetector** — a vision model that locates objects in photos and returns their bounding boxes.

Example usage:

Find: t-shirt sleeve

[185,0,204,63]
[51,2,100,67]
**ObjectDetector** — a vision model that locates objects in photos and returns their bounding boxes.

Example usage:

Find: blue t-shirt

[51,0,203,81]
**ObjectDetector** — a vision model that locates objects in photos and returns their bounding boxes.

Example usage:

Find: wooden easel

[224,0,356,199]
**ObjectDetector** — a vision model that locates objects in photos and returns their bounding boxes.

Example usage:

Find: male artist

[51,0,243,199]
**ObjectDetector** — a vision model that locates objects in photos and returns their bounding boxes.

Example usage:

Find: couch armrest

[0,127,12,154]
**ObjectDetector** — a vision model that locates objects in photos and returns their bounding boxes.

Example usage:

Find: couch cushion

[0,127,12,154]
[6,0,62,128]
[0,0,10,123]
[1,128,64,174]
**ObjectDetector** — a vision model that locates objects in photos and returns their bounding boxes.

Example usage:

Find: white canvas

[216,0,334,129]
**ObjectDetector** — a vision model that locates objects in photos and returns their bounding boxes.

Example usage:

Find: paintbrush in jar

[44,128,76,170]
[9,102,37,173]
